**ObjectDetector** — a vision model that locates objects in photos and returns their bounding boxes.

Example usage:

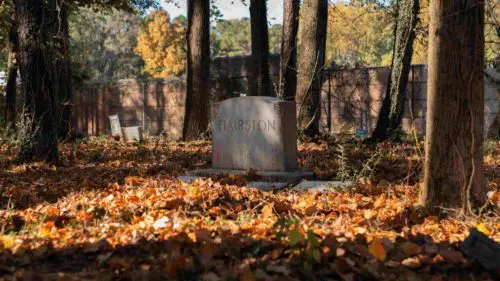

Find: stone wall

[73,58,499,138]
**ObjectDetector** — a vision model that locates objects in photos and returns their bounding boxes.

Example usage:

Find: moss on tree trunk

[372,0,419,141]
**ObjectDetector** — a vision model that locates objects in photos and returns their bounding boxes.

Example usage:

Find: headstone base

[185,169,314,182]
[292,181,352,193]
[247,182,288,191]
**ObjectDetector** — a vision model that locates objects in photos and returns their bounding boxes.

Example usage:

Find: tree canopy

[70,8,144,81]
[135,10,187,78]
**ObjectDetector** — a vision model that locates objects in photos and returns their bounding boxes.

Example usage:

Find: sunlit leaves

[135,10,187,78]
[0,138,497,279]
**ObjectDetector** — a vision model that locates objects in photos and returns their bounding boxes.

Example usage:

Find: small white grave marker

[109,114,122,139]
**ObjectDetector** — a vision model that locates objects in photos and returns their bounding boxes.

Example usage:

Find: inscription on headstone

[211,97,297,172]
[109,114,122,138]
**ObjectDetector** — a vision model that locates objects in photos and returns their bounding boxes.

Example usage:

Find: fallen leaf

[335,258,352,274]
[239,269,256,281]
[153,216,170,230]
[261,204,274,219]
[368,237,386,261]
[401,257,422,268]
[202,272,220,281]
[476,224,491,236]
[400,242,420,256]
[364,209,376,220]
[266,264,290,276]
[440,248,464,264]
[336,247,346,257]
[0,235,16,249]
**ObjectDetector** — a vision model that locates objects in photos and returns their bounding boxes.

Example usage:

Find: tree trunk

[249,0,272,97]
[53,3,73,140]
[182,0,210,140]
[421,0,486,214]
[4,22,18,127]
[296,0,328,136]
[278,0,299,100]
[372,0,419,141]
[16,0,58,162]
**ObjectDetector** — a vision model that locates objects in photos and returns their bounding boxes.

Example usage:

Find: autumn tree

[248,0,272,96]
[420,0,486,214]
[70,8,144,80]
[14,0,157,162]
[371,0,419,141]
[182,0,210,140]
[326,2,394,68]
[211,19,282,57]
[296,0,328,136]
[278,0,299,100]
[135,10,186,78]
[410,0,498,65]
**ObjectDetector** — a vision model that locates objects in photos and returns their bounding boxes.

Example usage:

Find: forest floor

[0,136,498,280]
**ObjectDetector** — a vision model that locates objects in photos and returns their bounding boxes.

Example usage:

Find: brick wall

[73,78,186,137]
[319,66,499,137]
[72,57,499,138]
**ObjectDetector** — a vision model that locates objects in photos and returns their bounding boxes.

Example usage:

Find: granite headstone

[211,97,297,172]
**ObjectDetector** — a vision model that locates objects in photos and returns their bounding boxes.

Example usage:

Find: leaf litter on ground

[0,137,498,280]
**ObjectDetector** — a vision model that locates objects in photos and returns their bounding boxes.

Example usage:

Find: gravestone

[186,96,313,181]
[212,96,297,172]
[123,126,144,142]
[109,115,122,139]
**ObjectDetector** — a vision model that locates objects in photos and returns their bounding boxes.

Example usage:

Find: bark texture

[183,0,210,140]
[4,21,18,127]
[278,0,300,100]
[296,0,328,136]
[52,2,72,140]
[16,0,58,162]
[372,0,419,141]
[421,0,486,214]
[249,0,272,97]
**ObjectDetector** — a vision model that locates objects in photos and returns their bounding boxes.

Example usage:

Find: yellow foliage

[135,11,186,78]
[327,3,394,67]
[412,0,429,65]
[328,0,497,67]
[476,223,491,236]
[0,235,16,250]
[412,0,498,65]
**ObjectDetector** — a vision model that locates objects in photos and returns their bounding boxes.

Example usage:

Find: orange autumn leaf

[261,203,274,219]
[40,221,56,238]
[476,223,491,236]
[368,237,386,261]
